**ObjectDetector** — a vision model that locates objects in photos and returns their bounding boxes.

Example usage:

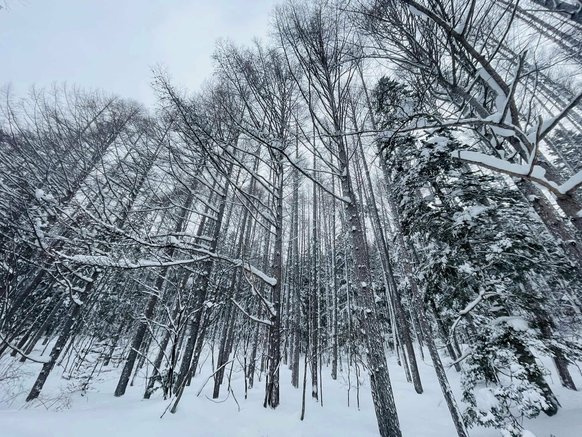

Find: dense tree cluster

[1,1,581,436]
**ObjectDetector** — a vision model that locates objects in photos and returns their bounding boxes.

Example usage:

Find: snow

[475,387,499,414]
[67,255,208,269]
[530,165,547,181]
[490,125,515,137]
[488,238,512,256]
[454,150,529,175]
[65,253,277,287]
[454,150,582,197]
[231,299,273,326]
[453,205,490,226]
[242,262,277,287]
[426,135,449,147]
[2,348,580,437]
[492,316,529,332]
[70,293,84,306]
[458,262,475,275]
[558,169,582,194]
[34,188,45,201]
[458,289,489,316]
[477,68,506,113]
[35,188,56,203]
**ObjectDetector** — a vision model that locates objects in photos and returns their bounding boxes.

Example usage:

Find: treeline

[1,1,581,436]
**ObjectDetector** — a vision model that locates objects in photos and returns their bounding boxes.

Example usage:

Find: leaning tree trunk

[26,269,99,402]
[114,191,195,397]
[170,163,233,412]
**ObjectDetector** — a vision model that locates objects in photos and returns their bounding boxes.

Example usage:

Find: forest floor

[0,347,581,436]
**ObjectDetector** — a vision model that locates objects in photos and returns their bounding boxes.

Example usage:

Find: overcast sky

[0,0,279,106]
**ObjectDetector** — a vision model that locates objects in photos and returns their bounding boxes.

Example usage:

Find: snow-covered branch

[64,254,210,269]
[453,150,582,197]
[0,331,49,364]
[231,298,273,326]
[241,268,276,316]
[62,249,278,287]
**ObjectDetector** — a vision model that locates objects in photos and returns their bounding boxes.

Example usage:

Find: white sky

[0,0,279,106]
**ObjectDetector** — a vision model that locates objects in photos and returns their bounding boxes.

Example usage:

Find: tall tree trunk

[336,138,401,437]
[352,113,423,394]
[265,158,284,409]
[310,152,319,401]
[290,145,301,387]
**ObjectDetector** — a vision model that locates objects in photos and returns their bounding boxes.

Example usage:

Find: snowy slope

[1,349,580,436]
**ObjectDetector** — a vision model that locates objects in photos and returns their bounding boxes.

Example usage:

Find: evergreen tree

[383,125,582,436]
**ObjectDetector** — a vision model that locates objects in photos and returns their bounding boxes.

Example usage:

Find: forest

[1,1,582,436]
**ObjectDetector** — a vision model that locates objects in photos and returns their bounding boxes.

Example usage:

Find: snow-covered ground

[0,348,581,436]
